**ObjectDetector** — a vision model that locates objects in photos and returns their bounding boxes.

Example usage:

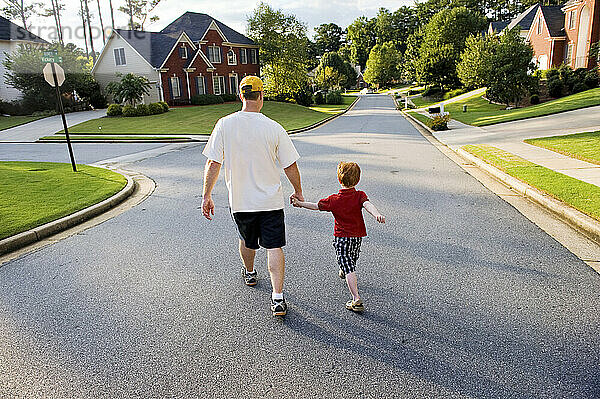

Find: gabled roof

[114,29,178,68]
[160,12,255,45]
[507,4,539,31]
[489,21,509,33]
[0,15,47,43]
[540,6,566,37]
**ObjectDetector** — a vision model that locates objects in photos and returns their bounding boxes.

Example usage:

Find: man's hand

[290,192,304,207]
[202,196,215,220]
[376,215,386,224]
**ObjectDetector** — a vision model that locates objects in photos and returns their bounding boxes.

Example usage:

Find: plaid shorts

[333,237,362,275]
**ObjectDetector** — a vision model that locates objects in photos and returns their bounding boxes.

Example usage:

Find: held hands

[375,214,386,224]
[290,192,304,207]
[202,196,215,220]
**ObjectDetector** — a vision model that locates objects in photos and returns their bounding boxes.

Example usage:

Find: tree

[247,2,311,99]
[108,0,115,28]
[314,52,356,89]
[41,0,64,44]
[401,29,423,83]
[83,0,95,63]
[314,23,343,56]
[363,41,401,88]
[1,0,39,30]
[485,28,537,107]
[3,42,105,111]
[118,0,161,30]
[79,0,89,59]
[346,16,377,69]
[97,0,106,43]
[106,73,151,106]
[417,7,487,89]
[457,33,497,89]
[374,7,418,53]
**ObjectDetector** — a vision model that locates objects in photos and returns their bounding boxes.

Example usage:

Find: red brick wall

[161,41,194,103]
[563,0,599,69]
[528,13,554,69]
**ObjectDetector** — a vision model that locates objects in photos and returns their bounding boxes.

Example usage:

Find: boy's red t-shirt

[318,187,369,237]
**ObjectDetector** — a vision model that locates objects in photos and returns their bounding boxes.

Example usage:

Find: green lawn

[0,115,45,131]
[525,131,600,166]
[411,96,442,109]
[447,88,600,126]
[62,99,354,135]
[407,111,432,126]
[0,162,127,240]
[39,135,191,141]
[309,95,355,114]
[462,145,600,221]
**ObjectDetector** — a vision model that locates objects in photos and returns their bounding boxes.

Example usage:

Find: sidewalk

[0,109,107,142]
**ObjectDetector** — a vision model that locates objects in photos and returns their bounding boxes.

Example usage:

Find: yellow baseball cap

[239,75,263,94]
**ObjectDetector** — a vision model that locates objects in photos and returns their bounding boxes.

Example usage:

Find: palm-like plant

[106,73,151,106]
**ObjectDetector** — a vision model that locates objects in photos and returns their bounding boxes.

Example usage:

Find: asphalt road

[1,95,599,398]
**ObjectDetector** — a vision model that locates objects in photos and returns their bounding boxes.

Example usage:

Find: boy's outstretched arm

[291,197,320,211]
[363,201,386,223]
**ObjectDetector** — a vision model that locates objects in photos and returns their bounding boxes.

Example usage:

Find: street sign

[41,50,62,64]
[43,63,65,87]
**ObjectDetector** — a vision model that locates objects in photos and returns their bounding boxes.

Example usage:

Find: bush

[220,93,238,102]
[547,78,564,98]
[530,94,540,105]
[408,89,423,95]
[572,82,587,94]
[293,87,313,107]
[422,86,441,97]
[191,94,224,105]
[326,90,343,105]
[136,104,150,116]
[428,115,450,131]
[443,88,467,100]
[122,104,136,117]
[545,68,559,81]
[313,91,325,105]
[584,71,599,89]
[148,103,163,115]
[31,110,56,117]
[106,104,123,116]
[159,101,169,112]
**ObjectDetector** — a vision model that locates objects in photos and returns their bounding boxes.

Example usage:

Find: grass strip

[407,111,432,126]
[411,96,441,108]
[308,96,355,114]
[62,98,354,136]
[39,135,191,141]
[0,115,45,131]
[0,161,127,240]
[462,144,600,221]
[447,88,600,126]
[525,131,600,166]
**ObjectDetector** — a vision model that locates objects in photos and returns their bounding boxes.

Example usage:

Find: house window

[208,46,222,63]
[569,11,576,29]
[227,49,237,65]
[240,48,247,64]
[565,42,574,64]
[537,17,542,35]
[249,49,257,64]
[179,46,188,59]
[114,48,126,66]
[170,76,181,98]
[213,75,226,95]
[195,76,205,95]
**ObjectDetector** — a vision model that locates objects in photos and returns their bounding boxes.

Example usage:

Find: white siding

[93,34,160,104]
[0,41,40,102]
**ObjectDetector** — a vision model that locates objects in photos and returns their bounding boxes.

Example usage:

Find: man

[201,76,304,316]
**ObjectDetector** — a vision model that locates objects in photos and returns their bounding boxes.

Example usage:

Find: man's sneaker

[345,299,364,312]
[338,269,346,279]
[271,297,287,316]
[241,267,257,286]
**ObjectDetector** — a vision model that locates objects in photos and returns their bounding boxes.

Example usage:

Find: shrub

[221,93,238,102]
[136,104,150,116]
[122,104,136,117]
[313,91,325,105]
[191,94,224,105]
[545,68,559,81]
[408,89,423,95]
[159,101,169,112]
[148,102,163,115]
[326,90,343,105]
[428,115,450,131]
[572,82,587,94]
[106,104,123,116]
[530,94,540,105]
[293,87,313,107]
[547,78,564,98]
[584,71,599,89]
[422,86,441,97]
[443,88,467,100]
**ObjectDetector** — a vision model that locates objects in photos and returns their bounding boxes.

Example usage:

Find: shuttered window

[240,48,247,64]
[171,77,181,98]
[208,46,222,63]
[196,76,205,95]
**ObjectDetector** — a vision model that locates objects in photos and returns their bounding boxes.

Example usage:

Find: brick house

[92,12,260,105]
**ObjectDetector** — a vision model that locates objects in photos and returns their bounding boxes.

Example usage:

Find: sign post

[42,52,76,172]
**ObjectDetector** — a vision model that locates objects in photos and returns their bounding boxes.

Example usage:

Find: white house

[0,15,48,101]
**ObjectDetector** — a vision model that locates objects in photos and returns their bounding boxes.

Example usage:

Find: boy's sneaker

[345,299,364,312]
[338,269,345,279]
[271,297,287,316]
[241,267,257,286]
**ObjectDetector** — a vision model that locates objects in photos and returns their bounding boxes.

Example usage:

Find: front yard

[525,131,600,165]
[446,88,600,126]
[0,115,45,131]
[60,97,355,136]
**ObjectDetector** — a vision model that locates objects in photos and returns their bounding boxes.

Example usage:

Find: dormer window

[227,49,237,65]
[179,45,188,59]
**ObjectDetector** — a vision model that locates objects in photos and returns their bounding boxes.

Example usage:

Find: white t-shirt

[202,111,300,213]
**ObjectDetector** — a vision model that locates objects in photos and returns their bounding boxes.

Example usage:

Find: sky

[23,0,415,52]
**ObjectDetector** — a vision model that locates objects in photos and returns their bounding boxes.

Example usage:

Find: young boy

[292,161,385,312]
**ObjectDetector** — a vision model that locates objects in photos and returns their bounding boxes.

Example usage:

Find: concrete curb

[0,169,136,255]
[35,138,203,144]
[287,96,360,134]
[402,110,600,246]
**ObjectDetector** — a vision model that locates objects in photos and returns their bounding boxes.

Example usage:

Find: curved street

[0,95,599,398]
